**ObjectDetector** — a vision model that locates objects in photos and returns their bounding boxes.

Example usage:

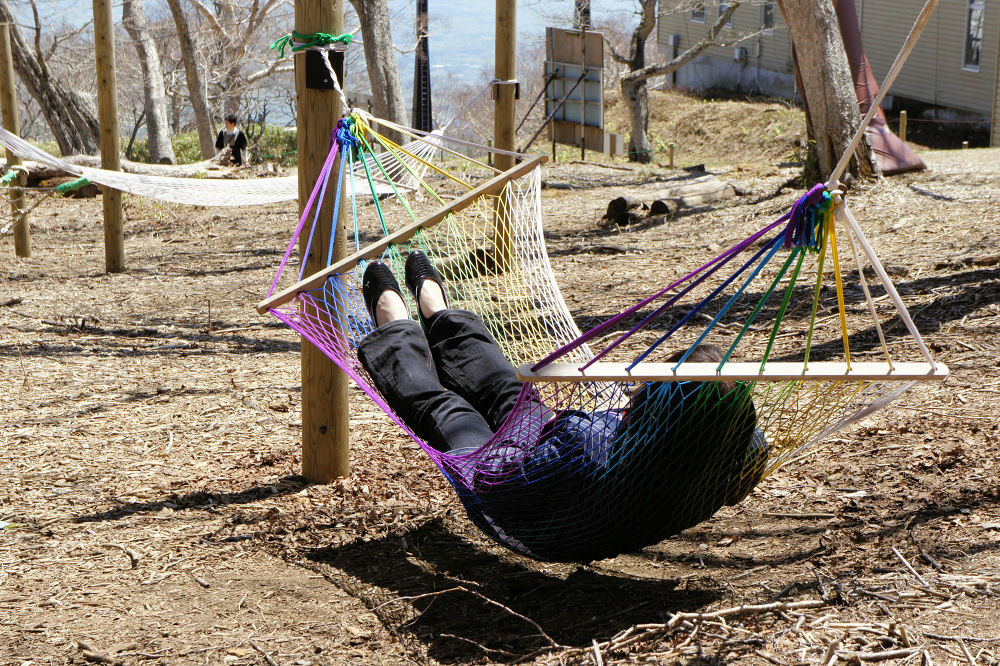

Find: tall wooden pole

[93,0,124,272]
[494,0,516,266]
[295,0,348,481]
[0,23,28,258]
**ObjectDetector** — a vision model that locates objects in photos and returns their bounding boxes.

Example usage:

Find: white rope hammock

[0,126,466,207]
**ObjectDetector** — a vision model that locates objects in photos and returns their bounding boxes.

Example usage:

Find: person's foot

[362,261,407,327]
[405,250,449,322]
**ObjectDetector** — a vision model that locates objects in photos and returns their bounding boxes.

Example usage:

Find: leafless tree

[0,0,99,154]
[350,0,406,142]
[165,0,215,158]
[608,0,742,163]
[778,0,874,180]
[122,0,176,163]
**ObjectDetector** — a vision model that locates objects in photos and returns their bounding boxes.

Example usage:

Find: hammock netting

[260,112,945,562]
[0,126,446,206]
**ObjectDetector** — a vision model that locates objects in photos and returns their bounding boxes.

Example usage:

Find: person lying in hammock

[358,251,768,560]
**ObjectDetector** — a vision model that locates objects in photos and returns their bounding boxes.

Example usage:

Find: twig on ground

[375,586,562,648]
[103,543,140,568]
[249,641,279,666]
[837,648,920,662]
[956,638,976,665]
[892,547,930,587]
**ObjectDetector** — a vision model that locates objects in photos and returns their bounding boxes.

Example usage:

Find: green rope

[759,249,806,372]
[55,177,91,195]
[720,247,802,370]
[260,149,297,159]
[0,169,19,185]
[270,31,352,58]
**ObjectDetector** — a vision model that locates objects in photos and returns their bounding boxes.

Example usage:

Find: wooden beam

[517,361,949,383]
[256,153,547,315]
[494,0,517,264]
[92,0,124,272]
[296,0,346,482]
[0,22,28,258]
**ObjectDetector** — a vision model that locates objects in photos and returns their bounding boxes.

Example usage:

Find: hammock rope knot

[270,31,352,58]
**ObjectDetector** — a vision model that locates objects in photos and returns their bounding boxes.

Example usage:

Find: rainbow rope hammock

[258,111,945,562]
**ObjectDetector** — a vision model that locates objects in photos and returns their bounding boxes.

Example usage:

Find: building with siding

[657,1,1000,128]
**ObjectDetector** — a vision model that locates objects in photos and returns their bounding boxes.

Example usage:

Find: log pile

[604,174,741,225]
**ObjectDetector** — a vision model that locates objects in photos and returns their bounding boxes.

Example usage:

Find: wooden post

[494,0,516,266]
[93,0,124,273]
[899,110,907,142]
[668,144,675,169]
[0,23,28,258]
[295,0,348,481]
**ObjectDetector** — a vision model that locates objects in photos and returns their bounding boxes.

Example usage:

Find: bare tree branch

[603,34,630,65]
[187,0,225,37]
[245,61,293,84]
[623,1,743,87]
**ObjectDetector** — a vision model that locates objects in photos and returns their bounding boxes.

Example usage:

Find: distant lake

[388,0,641,90]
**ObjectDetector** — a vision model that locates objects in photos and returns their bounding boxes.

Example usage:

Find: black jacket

[215,128,247,165]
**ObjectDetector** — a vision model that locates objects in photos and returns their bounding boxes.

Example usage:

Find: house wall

[657,1,796,96]
[859,0,998,116]
[657,0,999,117]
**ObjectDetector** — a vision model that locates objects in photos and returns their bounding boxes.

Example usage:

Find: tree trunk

[121,0,176,164]
[778,0,875,182]
[621,0,656,163]
[0,0,98,154]
[350,0,407,143]
[165,0,215,159]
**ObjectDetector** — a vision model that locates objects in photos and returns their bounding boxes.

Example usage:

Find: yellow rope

[827,205,852,368]
[354,115,475,191]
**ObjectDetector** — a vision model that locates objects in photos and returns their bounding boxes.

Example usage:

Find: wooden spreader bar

[257,154,547,314]
[516,361,949,383]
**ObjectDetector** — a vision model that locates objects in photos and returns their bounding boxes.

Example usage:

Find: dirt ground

[3,122,1000,664]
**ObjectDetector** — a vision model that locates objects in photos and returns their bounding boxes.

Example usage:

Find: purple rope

[267,138,340,298]
[784,183,827,249]
[531,212,790,371]
[578,225,782,371]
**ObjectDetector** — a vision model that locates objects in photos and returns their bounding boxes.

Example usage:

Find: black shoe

[405,250,448,326]
[362,261,404,326]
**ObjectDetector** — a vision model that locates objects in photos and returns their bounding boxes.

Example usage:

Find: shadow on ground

[304,517,721,662]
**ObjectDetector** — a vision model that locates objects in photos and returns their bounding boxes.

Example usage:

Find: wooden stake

[295,0,347,482]
[899,110,907,141]
[494,0,516,268]
[93,0,124,273]
[0,22,28,258]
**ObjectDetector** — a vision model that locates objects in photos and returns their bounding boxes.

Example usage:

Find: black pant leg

[357,319,494,453]
[423,310,527,432]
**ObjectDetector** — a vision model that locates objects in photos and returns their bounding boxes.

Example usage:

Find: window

[691,2,705,23]
[761,1,774,30]
[718,0,734,27]
[964,0,985,70]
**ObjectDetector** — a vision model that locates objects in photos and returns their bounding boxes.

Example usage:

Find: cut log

[649,198,680,216]
[605,174,738,225]
[2,152,234,186]
[605,194,646,219]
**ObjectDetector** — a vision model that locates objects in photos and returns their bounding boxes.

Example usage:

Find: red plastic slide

[833,0,925,174]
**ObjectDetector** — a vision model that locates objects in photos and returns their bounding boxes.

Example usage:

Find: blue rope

[668,237,785,371]
[298,142,339,282]
[627,233,783,371]
[325,143,348,268]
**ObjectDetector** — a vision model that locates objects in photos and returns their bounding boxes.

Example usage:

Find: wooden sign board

[545,27,622,155]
